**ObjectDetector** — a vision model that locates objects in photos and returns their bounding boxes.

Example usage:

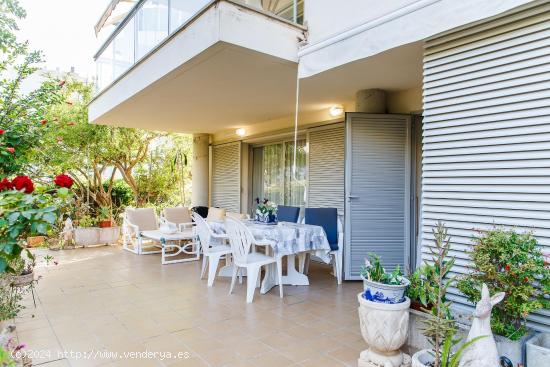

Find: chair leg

[200,255,207,279]
[246,265,261,303]
[334,251,343,285]
[229,265,239,294]
[276,257,283,298]
[238,267,243,284]
[207,254,222,287]
[303,253,311,275]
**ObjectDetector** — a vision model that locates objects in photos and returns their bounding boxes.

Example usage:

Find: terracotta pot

[27,236,46,247]
[99,219,112,228]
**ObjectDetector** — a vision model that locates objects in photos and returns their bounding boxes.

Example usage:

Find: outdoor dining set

[121,205,343,302]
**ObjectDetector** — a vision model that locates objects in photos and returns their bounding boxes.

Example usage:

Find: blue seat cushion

[277,205,300,223]
[304,207,338,251]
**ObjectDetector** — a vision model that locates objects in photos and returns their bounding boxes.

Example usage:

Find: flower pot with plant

[74,215,99,247]
[10,252,35,288]
[361,253,410,304]
[411,222,482,367]
[98,206,112,228]
[254,198,277,223]
[456,227,550,366]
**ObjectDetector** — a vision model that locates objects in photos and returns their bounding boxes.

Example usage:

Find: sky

[17,0,111,80]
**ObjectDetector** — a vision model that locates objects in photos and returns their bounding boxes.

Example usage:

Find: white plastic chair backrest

[163,207,192,225]
[126,208,158,231]
[192,212,214,254]
[225,218,254,265]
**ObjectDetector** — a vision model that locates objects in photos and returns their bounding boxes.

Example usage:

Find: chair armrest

[125,222,140,237]
[178,222,194,231]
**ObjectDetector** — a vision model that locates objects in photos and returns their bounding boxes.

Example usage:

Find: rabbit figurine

[459,283,505,367]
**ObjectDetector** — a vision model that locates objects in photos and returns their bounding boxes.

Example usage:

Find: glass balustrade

[94,0,303,92]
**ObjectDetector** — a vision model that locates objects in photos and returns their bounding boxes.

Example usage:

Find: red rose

[54,174,74,188]
[505,265,510,271]
[524,276,529,283]
[40,119,47,125]
[11,176,34,194]
[6,147,15,154]
[0,178,13,191]
[0,129,5,135]
[58,80,66,87]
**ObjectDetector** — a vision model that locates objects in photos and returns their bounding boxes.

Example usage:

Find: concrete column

[356,89,387,113]
[191,133,210,207]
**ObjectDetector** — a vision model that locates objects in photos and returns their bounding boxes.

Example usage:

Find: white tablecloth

[209,221,332,263]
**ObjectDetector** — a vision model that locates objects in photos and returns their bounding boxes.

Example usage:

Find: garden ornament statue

[459,283,505,367]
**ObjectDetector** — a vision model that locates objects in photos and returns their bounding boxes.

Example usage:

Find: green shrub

[457,227,550,340]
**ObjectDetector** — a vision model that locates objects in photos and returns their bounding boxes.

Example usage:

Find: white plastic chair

[122,208,160,255]
[225,218,283,303]
[192,212,232,287]
[161,207,193,231]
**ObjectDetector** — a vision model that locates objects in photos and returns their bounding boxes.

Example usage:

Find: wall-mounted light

[329,105,344,117]
[235,128,246,137]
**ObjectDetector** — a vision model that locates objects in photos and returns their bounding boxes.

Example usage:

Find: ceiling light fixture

[235,128,246,137]
[329,105,344,117]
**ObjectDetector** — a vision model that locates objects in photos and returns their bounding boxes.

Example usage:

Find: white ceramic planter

[526,333,550,367]
[357,293,411,367]
[98,226,120,244]
[411,349,433,367]
[362,275,410,304]
[74,227,100,247]
[495,333,531,367]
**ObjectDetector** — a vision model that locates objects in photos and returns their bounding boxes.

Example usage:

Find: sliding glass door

[252,140,307,213]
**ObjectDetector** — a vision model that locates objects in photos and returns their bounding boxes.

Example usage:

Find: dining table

[208,220,332,294]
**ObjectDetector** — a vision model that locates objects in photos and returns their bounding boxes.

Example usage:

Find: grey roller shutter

[422,1,550,332]
[307,124,345,215]
[211,142,241,212]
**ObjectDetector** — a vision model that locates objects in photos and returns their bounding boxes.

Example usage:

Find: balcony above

[89,0,306,133]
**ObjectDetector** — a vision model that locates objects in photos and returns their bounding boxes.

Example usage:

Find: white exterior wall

[422,0,550,332]
[299,0,534,78]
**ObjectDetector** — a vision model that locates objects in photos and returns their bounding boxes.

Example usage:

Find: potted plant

[357,253,411,366]
[360,253,410,303]
[98,207,112,228]
[74,214,99,247]
[457,227,550,366]
[254,198,277,224]
[412,221,461,367]
[9,252,35,288]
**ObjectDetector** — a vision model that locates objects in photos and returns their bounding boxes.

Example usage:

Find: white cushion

[206,207,226,222]
[226,212,247,220]
[163,207,192,224]
[126,208,158,231]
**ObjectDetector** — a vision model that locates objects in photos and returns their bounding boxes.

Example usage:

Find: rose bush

[0,175,72,272]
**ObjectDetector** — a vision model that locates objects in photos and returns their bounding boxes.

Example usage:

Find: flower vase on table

[255,198,278,224]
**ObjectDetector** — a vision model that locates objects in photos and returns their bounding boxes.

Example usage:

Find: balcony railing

[94,0,304,93]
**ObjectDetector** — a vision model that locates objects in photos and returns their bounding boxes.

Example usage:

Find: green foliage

[0,189,63,272]
[0,0,25,52]
[407,262,453,319]
[457,227,550,340]
[0,276,23,321]
[420,221,457,367]
[360,253,406,286]
[0,344,16,367]
[76,215,96,228]
[427,332,486,367]
[105,180,133,208]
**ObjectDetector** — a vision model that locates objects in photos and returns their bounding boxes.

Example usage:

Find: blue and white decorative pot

[255,212,277,224]
[361,275,410,304]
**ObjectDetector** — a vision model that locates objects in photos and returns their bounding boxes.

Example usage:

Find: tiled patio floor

[14,246,363,367]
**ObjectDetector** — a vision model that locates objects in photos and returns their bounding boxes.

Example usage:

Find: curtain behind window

[253,140,306,209]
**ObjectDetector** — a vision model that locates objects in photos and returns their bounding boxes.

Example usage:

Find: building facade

[89,0,550,331]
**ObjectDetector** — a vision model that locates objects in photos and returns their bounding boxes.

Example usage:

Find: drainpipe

[191,133,210,207]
